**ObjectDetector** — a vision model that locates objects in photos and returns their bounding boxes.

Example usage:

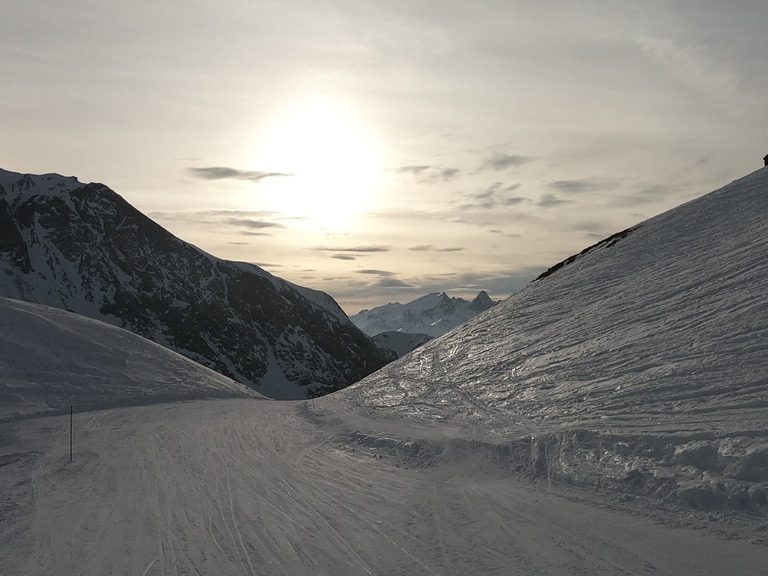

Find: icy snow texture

[335,167,768,509]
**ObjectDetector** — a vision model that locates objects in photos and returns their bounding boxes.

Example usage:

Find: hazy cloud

[358,269,394,276]
[460,182,525,210]
[482,152,531,171]
[188,166,293,182]
[550,179,613,194]
[635,35,741,101]
[376,277,415,288]
[148,209,280,223]
[147,209,286,235]
[331,254,356,260]
[607,184,672,208]
[226,218,285,229]
[408,245,464,252]
[414,268,545,299]
[393,165,461,184]
[314,245,392,253]
[536,193,570,208]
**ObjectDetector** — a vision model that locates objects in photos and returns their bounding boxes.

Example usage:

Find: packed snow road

[1,398,765,576]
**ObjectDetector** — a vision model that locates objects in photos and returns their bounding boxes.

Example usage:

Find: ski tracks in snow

[2,398,767,575]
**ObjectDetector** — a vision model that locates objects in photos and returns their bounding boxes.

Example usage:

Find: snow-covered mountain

[350,290,497,337]
[335,166,768,513]
[2,168,767,575]
[0,168,392,399]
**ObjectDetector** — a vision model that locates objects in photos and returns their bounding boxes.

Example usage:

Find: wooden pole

[69,404,73,463]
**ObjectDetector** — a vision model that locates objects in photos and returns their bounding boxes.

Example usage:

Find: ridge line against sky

[3,0,767,313]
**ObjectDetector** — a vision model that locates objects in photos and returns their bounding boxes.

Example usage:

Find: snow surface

[2,168,768,574]
[0,297,259,422]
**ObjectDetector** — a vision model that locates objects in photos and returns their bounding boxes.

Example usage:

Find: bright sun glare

[255,99,383,231]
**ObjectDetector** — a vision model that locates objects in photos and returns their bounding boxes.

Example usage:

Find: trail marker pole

[69,404,73,463]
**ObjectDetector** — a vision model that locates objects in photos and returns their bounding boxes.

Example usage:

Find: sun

[254,98,383,231]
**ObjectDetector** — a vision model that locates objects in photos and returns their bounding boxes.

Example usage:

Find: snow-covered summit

[350,290,498,337]
[0,168,84,199]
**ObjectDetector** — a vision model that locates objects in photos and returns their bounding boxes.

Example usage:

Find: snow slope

[335,166,768,511]
[2,169,768,575]
[0,297,259,422]
[3,400,765,576]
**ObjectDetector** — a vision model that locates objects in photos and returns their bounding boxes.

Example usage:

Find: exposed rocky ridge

[0,168,393,399]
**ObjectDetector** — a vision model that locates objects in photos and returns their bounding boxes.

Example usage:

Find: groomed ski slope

[2,167,768,574]
[2,400,765,576]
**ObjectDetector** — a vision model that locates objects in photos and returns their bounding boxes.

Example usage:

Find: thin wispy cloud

[536,193,570,208]
[147,209,286,234]
[314,245,392,253]
[409,245,465,252]
[331,254,357,261]
[393,165,461,184]
[148,209,280,223]
[358,269,394,276]
[635,35,741,102]
[376,277,415,288]
[481,152,531,171]
[188,166,294,182]
[550,179,614,194]
[460,182,525,210]
[226,218,285,229]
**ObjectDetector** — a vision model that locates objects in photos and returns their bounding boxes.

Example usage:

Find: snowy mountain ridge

[350,290,497,337]
[0,168,392,399]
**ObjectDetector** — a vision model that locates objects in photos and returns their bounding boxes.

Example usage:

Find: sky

[3,0,768,314]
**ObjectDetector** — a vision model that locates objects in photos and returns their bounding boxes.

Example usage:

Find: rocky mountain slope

[350,290,497,337]
[0,168,392,399]
[370,331,432,359]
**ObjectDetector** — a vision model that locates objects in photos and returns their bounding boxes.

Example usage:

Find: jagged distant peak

[350,290,499,338]
[469,289,495,311]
